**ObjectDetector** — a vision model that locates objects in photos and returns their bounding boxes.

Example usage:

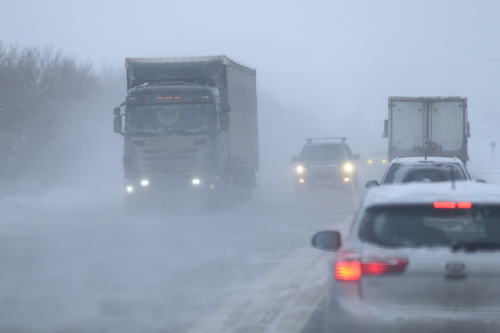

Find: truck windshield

[300,144,348,160]
[126,103,214,136]
[359,205,500,248]
[383,163,468,184]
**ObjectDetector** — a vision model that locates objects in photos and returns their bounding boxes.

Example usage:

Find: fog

[3,1,499,171]
[1,1,500,332]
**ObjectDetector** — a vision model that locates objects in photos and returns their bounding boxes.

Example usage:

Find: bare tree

[0,43,99,192]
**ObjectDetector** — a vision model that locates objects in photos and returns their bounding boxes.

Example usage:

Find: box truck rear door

[429,100,465,153]
[391,101,425,154]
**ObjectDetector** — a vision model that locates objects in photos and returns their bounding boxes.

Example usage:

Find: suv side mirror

[365,180,380,188]
[352,154,360,160]
[291,156,298,162]
[311,231,341,251]
[221,104,231,112]
[476,179,487,184]
[113,107,121,115]
[114,115,123,134]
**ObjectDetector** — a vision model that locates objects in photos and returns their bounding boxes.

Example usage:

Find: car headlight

[296,165,305,174]
[343,163,354,172]
[126,186,133,192]
[192,178,200,185]
[141,180,149,186]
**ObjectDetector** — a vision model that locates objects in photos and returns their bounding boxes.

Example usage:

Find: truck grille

[140,148,199,173]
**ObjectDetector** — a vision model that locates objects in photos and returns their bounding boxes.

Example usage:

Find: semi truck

[383,96,470,164]
[113,56,259,209]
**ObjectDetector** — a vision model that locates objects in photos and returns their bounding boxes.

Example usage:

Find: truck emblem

[445,261,466,275]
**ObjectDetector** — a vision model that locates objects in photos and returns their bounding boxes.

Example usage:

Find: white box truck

[384,96,470,164]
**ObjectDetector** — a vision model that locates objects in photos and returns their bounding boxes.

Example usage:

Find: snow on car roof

[363,182,500,207]
[390,156,464,164]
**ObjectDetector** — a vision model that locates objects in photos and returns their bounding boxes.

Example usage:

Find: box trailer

[384,97,469,164]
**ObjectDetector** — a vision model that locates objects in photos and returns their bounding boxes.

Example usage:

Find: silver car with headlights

[292,137,359,197]
[312,182,500,333]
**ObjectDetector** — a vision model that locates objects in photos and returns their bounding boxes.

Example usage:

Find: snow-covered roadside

[467,162,500,184]
[1,186,358,333]
[0,184,124,216]
[187,194,353,333]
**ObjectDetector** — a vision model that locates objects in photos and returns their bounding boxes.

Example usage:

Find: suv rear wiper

[451,242,500,252]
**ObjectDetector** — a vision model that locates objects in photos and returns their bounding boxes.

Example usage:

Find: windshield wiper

[451,242,500,252]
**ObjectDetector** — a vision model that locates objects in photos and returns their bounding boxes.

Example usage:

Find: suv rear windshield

[300,144,350,160]
[383,163,468,184]
[359,205,500,248]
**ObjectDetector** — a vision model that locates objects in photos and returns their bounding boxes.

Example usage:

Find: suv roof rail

[306,137,347,143]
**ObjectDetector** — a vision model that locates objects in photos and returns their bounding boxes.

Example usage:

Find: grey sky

[2,0,500,157]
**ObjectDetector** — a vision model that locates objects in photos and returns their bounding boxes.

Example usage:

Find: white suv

[365,156,478,188]
[312,182,500,332]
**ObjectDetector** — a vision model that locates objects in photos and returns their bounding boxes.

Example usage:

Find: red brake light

[335,261,362,281]
[362,262,387,275]
[362,258,408,274]
[434,202,472,209]
[335,251,408,281]
[434,202,456,209]
[457,202,472,209]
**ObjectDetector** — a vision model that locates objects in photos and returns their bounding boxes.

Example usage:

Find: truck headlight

[141,180,149,186]
[192,178,200,185]
[296,165,305,174]
[126,186,133,192]
[343,163,354,172]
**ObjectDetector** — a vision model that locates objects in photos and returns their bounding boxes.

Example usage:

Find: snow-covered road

[0,188,357,333]
[3,162,497,333]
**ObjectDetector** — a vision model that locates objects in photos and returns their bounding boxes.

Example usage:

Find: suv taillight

[335,251,408,281]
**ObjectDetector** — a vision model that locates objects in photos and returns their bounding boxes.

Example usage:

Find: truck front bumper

[123,175,225,200]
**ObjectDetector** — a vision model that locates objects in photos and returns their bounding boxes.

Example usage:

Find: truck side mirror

[114,115,123,134]
[113,107,121,115]
[221,104,231,112]
[220,112,230,131]
[291,156,298,162]
[383,119,388,138]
